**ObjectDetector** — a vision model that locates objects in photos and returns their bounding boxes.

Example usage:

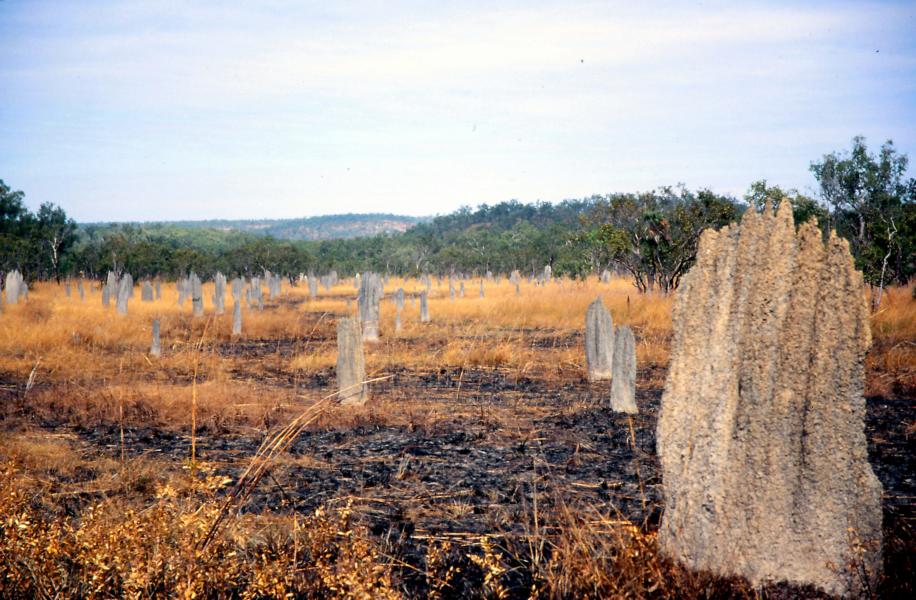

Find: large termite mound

[657,203,882,597]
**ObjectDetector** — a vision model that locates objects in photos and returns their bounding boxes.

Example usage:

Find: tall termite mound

[232,298,242,336]
[336,317,367,406]
[584,297,613,382]
[141,280,154,302]
[5,270,23,304]
[609,325,637,414]
[419,290,430,323]
[213,272,227,314]
[190,272,204,317]
[394,288,405,332]
[657,203,882,597]
[150,318,161,358]
[116,274,132,315]
[358,272,383,342]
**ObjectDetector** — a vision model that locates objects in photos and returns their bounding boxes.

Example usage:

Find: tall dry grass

[868,283,916,397]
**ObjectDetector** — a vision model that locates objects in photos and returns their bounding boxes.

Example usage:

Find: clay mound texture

[657,203,883,597]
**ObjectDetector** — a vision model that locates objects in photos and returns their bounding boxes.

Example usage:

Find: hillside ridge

[80,213,429,241]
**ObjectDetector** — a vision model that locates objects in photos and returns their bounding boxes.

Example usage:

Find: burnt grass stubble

[1,329,913,598]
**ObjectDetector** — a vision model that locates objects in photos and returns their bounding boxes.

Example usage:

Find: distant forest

[81,213,428,241]
[2,137,914,294]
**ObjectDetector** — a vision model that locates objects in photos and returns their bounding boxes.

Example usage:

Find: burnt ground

[45,366,915,598]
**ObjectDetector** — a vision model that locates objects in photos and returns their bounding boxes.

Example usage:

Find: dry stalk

[118,358,126,465]
[23,358,41,399]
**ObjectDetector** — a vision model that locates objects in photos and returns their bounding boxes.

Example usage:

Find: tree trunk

[872,218,897,311]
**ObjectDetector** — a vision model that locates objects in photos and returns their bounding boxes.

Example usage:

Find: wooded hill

[81,213,428,241]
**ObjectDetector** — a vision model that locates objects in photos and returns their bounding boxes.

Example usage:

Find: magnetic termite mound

[419,290,430,323]
[609,325,636,414]
[176,276,189,306]
[150,318,161,358]
[116,274,132,315]
[141,280,154,302]
[213,272,227,314]
[232,298,242,336]
[336,317,367,406]
[358,272,383,342]
[394,288,405,332]
[657,203,882,597]
[190,272,203,317]
[4,270,23,304]
[584,296,614,382]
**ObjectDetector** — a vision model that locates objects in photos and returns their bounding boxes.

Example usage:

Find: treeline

[60,193,730,286]
[2,137,913,294]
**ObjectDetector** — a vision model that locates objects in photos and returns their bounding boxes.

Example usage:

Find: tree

[745,180,828,229]
[35,202,77,282]
[585,187,739,293]
[810,137,915,303]
[1,180,48,278]
[0,180,29,232]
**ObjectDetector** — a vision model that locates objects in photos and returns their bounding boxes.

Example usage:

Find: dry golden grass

[872,284,916,339]
[867,284,916,397]
[0,457,402,599]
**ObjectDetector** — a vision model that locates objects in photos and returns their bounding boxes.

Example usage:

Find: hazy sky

[2,1,914,222]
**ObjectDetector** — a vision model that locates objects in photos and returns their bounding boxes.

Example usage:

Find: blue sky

[1,0,914,222]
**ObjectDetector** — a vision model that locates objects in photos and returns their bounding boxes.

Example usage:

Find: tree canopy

[1,179,77,281]
[810,136,915,291]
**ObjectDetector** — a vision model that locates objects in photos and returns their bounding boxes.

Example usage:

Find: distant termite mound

[657,203,882,597]
[358,272,383,342]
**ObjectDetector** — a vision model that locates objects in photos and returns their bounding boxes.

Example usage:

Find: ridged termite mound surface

[657,203,882,597]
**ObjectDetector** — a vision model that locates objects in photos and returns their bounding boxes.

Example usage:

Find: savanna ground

[0,276,912,598]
